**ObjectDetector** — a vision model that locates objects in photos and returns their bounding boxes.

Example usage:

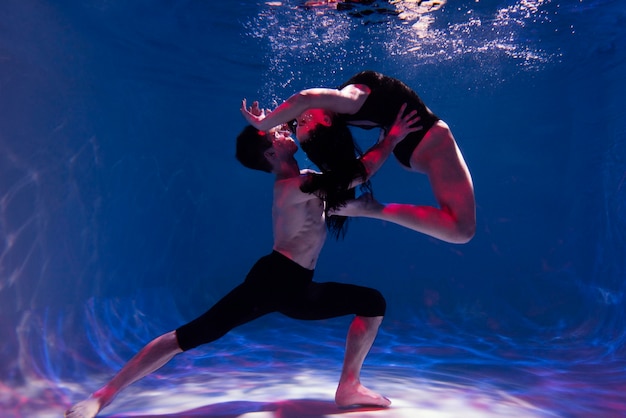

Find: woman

[241,70,476,244]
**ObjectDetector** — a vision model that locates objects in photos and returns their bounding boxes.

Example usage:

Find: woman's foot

[330,193,384,217]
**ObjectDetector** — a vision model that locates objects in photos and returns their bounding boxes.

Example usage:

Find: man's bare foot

[335,381,391,408]
[329,193,384,217]
[65,397,104,418]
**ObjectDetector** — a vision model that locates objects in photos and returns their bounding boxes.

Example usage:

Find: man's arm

[241,84,370,131]
[349,104,422,188]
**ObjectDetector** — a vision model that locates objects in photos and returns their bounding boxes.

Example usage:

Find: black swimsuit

[339,71,440,168]
[176,251,386,351]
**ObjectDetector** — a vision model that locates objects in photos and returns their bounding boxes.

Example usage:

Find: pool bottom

[3,315,625,417]
[11,368,552,418]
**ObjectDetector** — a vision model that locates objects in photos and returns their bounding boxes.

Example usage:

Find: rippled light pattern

[1,0,625,417]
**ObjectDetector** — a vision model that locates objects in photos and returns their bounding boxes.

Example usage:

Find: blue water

[0,0,624,417]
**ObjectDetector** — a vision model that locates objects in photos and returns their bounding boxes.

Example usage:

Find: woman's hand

[385,103,422,146]
[241,99,268,128]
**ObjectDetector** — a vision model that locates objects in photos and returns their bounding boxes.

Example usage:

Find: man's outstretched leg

[65,330,182,418]
[335,315,390,408]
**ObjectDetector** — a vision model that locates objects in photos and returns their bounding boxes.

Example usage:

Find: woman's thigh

[411,121,476,222]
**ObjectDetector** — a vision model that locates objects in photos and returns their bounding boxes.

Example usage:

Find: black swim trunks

[339,70,440,168]
[175,251,386,351]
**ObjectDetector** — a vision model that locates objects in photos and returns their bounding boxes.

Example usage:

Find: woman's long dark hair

[299,117,372,239]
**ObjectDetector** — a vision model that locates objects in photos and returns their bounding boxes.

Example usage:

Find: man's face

[268,127,297,158]
[295,109,330,142]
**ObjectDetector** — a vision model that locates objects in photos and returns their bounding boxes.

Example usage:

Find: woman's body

[241,70,476,244]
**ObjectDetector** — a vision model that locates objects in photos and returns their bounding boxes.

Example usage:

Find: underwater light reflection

[1,0,625,417]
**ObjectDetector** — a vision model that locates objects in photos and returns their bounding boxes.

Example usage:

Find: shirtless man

[65,105,420,418]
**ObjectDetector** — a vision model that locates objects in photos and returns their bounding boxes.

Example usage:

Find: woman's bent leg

[334,121,476,244]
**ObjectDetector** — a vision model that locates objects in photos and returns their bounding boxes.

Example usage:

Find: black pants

[176,251,386,351]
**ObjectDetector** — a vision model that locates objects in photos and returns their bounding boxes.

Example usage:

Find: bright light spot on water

[245,0,560,99]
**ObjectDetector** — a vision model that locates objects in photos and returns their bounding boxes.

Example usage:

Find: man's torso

[272,174,327,270]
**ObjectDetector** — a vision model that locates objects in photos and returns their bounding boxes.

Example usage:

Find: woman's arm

[241,84,370,131]
[350,104,421,188]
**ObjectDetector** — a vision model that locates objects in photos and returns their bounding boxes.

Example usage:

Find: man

[65,105,420,418]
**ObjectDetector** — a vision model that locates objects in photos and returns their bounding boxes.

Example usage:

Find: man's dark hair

[236,125,273,173]
[300,118,372,240]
